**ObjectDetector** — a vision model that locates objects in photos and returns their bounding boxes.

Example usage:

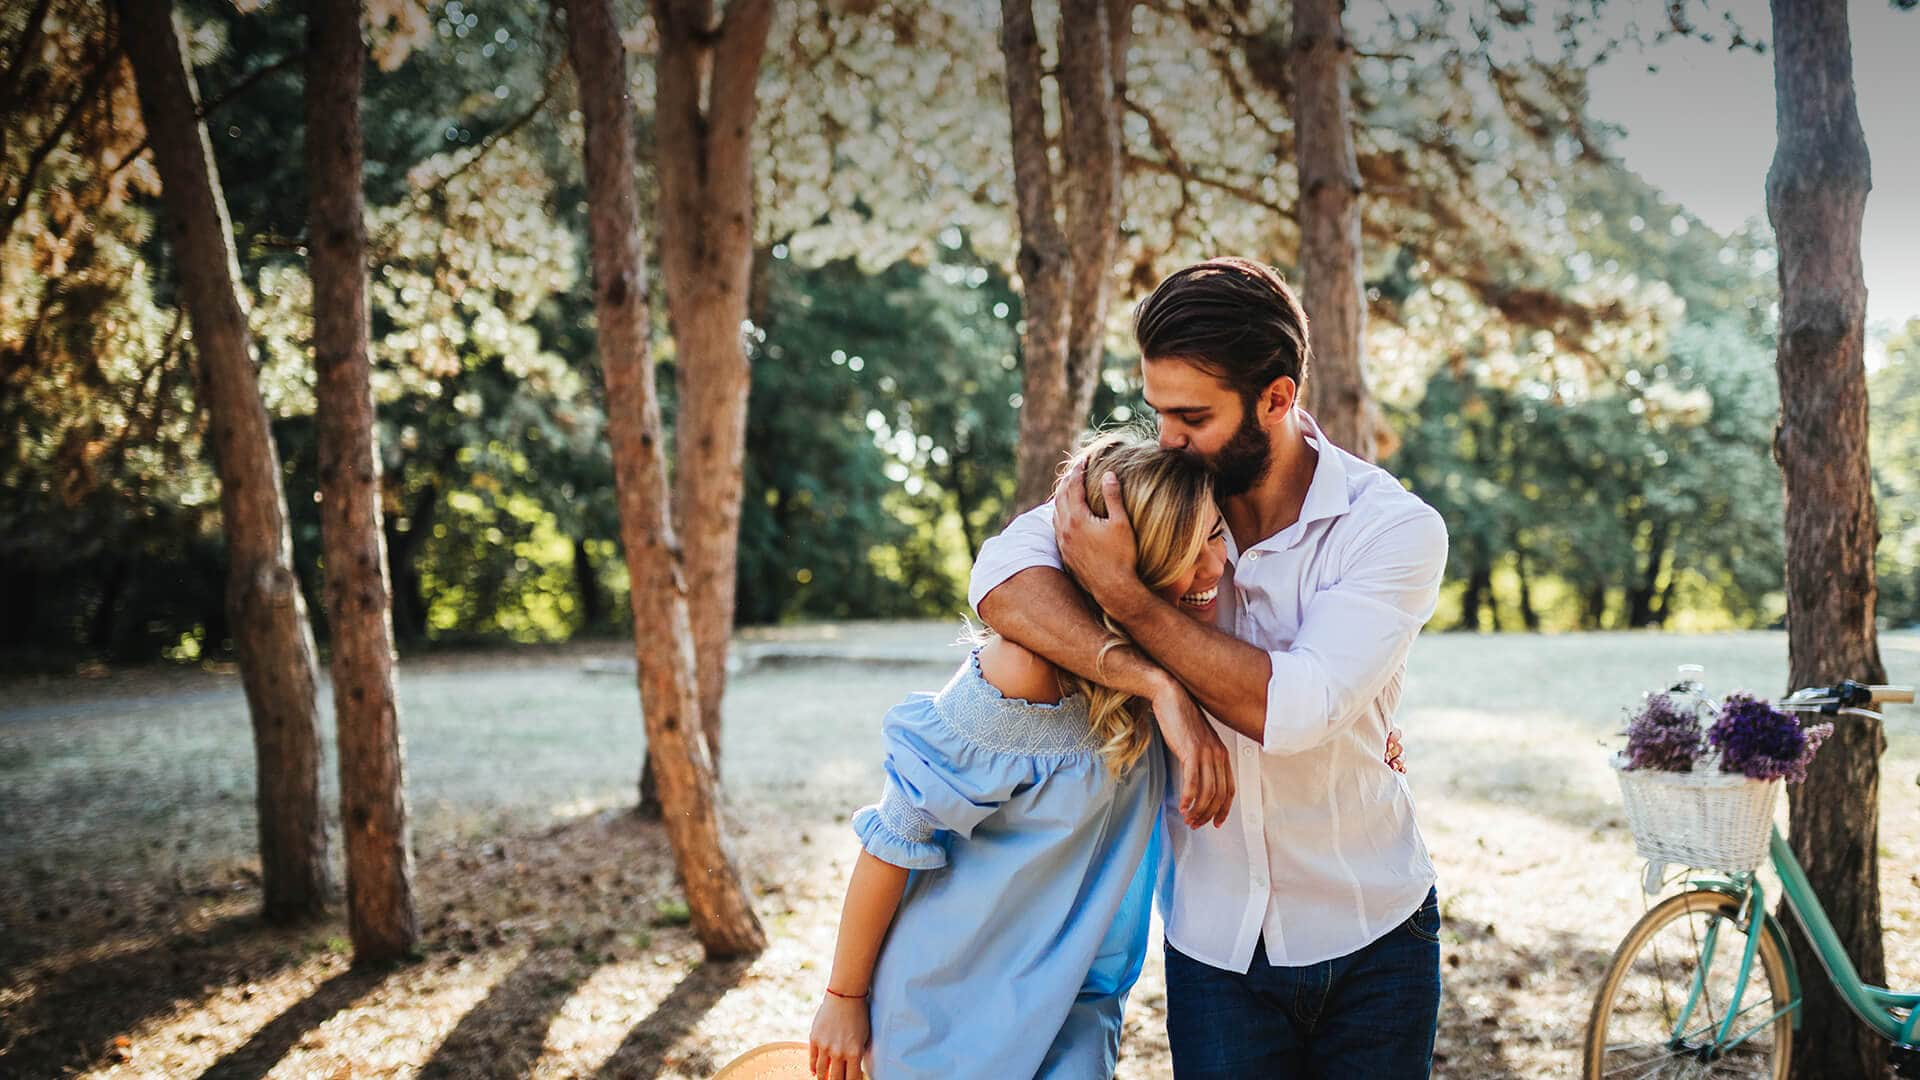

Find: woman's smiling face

[1159,506,1228,624]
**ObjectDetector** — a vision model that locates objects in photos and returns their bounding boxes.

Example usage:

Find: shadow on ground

[0,912,313,1074]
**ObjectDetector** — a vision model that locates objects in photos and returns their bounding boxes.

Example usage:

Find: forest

[8,0,1917,671]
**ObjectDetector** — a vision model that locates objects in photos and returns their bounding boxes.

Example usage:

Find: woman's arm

[809,851,911,1080]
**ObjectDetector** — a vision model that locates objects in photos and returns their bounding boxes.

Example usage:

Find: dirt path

[2,628,1916,1077]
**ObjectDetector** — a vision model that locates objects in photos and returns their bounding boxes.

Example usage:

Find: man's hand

[1054,460,1153,616]
[1150,677,1234,829]
[1386,726,1406,774]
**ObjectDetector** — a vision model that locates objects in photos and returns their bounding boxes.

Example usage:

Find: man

[969,257,1449,1077]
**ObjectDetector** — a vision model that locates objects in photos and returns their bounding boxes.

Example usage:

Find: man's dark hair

[1132,257,1312,405]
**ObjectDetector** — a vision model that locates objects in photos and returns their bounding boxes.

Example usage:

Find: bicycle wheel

[1584,890,1793,1080]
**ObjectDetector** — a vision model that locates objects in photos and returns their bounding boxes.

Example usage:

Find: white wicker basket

[1611,754,1781,873]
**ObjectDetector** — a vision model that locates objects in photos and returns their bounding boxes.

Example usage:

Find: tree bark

[1058,0,1128,442]
[116,0,331,924]
[565,0,766,958]
[1291,0,1376,461]
[1003,0,1132,514]
[652,0,774,776]
[307,0,419,965]
[1767,3,1888,1077]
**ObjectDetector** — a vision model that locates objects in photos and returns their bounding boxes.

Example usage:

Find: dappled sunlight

[6,637,1918,1077]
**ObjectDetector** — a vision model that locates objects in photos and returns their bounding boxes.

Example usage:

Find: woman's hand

[809,992,871,1080]
[1151,677,1234,829]
[1386,726,1406,774]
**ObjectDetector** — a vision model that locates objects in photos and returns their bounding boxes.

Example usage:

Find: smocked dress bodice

[852,652,1166,1079]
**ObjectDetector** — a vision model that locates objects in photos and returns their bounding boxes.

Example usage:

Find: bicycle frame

[1685,827,1920,1051]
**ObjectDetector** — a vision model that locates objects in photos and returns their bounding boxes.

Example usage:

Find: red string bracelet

[824,986,867,1000]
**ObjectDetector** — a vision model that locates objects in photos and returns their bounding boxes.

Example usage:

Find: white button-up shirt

[968,412,1448,969]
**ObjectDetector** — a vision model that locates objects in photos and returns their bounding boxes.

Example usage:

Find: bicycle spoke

[1601,1042,1694,1077]
[1588,892,1789,1080]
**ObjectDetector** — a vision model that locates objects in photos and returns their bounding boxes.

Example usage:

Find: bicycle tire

[1584,889,1793,1080]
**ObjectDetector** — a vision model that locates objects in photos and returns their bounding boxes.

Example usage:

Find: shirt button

[1253,875,1269,889]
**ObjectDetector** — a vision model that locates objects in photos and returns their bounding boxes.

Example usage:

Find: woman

[806,432,1233,1080]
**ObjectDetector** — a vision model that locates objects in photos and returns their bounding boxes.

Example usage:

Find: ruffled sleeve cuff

[851,797,948,870]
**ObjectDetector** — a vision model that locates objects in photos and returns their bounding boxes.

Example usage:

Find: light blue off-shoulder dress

[851,651,1166,1080]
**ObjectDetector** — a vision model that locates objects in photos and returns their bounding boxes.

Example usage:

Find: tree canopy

[4,0,1912,665]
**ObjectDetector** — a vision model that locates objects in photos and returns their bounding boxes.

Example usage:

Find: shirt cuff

[1261,647,1337,756]
[851,800,947,870]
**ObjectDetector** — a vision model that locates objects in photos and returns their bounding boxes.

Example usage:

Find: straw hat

[710,1041,837,1079]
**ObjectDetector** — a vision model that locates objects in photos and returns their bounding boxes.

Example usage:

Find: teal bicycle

[1584,679,1916,1079]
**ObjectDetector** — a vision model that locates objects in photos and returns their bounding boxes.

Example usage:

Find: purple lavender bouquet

[1622,692,1705,772]
[1708,692,1834,783]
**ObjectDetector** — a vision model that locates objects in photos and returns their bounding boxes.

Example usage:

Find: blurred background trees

[5,0,1917,676]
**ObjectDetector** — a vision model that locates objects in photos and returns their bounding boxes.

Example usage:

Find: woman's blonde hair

[1059,430,1216,775]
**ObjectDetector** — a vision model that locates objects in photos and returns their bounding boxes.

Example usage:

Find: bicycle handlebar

[1778,680,1915,714]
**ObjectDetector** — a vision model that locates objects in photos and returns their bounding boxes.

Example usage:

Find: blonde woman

[807,433,1238,1080]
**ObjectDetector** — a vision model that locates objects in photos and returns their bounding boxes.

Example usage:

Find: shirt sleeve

[1262,502,1449,755]
[851,695,1030,869]
[967,502,1061,618]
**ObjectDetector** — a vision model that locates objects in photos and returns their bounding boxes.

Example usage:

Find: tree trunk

[116,0,330,924]
[1058,0,1128,436]
[1292,0,1375,461]
[572,536,604,631]
[1651,563,1678,629]
[1513,544,1541,632]
[1002,0,1131,514]
[653,0,775,777]
[1459,553,1491,632]
[565,0,766,958]
[1765,2,1888,1076]
[1627,519,1670,629]
[89,557,125,653]
[384,477,438,643]
[1583,580,1608,630]
[948,457,982,558]
[307,0,419,965]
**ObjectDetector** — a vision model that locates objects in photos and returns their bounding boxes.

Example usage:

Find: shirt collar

[1243,409,1353,554]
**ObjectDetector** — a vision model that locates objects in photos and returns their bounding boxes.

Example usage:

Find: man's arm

[1251,507,1447,753]
[971,504,1173,701]
[1062,470,1449,755]
[977,566,1169,700]
[1098,588,1274,741]
[971,508,1234,826]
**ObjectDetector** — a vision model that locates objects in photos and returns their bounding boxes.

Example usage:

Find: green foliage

[6,0,1917,669]
[1395,318,1784,632]
[736,244,1025,622]
[1872,320,1920,628]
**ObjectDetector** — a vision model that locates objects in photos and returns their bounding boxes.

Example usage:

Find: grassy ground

[1,628,1917,1077]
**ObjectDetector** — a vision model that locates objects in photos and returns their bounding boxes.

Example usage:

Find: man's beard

[1204,405,1272,498]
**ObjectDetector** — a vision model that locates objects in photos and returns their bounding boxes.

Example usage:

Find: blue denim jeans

[1163,888,1442,1079]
